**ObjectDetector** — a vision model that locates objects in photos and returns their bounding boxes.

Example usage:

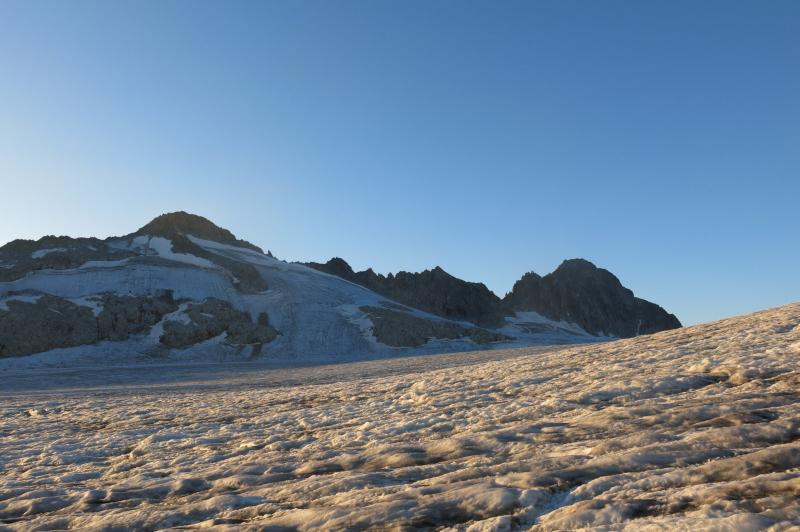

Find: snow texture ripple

[0,304,799,530]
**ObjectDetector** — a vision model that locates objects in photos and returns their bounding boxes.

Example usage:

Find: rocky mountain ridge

[304,258,504,327]
[305,257,680,338]
[0,212,679,364]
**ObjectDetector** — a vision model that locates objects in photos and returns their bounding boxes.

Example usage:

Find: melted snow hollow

[1,303,799,530]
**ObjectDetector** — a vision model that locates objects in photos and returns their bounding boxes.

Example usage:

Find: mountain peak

[136,212,263,253]
[551,258,625,289]
[506,258,680,337]
[553,258,599,274]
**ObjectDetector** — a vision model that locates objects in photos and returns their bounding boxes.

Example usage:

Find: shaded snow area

[0,294,43,311]
[501,311,601,341]
[132,236,216,269]
[0,236,596,369]
[1,304,798,530]
[30,248,67,260]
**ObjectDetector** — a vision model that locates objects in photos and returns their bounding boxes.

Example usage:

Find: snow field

[0,304,798,530]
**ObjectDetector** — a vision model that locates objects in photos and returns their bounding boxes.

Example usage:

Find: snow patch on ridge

[31,247,67,259]
[68,295,104,316]
[148,302,192,342]
[0,293,43,311]
[133,235,216,268]
[505,311,593,336]
[78,258,132,269]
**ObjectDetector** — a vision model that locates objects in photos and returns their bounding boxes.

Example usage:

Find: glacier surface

[0,236,595,368]
[1,303,798,530]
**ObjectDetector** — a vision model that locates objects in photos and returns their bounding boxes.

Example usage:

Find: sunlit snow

[1,303,798,530]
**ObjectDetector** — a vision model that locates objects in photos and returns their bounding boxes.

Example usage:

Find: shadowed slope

[505,259,681,337]
[307,257,681,337]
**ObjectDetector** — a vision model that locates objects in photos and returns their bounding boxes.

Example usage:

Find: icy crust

[0,303,798,530]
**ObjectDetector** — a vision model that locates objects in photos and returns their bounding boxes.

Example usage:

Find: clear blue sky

[1,1,798,325]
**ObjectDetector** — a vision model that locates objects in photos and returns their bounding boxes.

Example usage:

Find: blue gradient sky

[1,1,798,325]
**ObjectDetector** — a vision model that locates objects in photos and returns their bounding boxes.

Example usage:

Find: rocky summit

[504,259,681,337]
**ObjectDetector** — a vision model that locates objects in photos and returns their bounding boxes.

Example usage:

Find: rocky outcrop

[307,259,504,327]
[97,293,180,341]
[504,259,681,337]
[160,298,278,349]
[0,292,179,358]
[0,295,97,357]
[0,292,279,358]
[0,236,135,282]
[360,306,509,348]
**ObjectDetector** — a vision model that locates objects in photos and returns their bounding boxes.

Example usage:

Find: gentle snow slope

[1,304,798,530]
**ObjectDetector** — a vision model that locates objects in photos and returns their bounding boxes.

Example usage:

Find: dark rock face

[310,257,356,281]
[504,259,681,337]
[306,259,504,327]
[97,293,180,341]
[0,237,135,282]
[359,305,509,348]
[0,292,179,358]
[309,257,681,338]
[0,295,97,357]
[0,292,279,357]
[160,298,278,348]
[218,258,268,294]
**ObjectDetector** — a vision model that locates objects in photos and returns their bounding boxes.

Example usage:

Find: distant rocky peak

[506,258,680,337]
[550,258,627,290]
[136,211,264,253]
[322,257,357,277]
[554,258,598,272]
